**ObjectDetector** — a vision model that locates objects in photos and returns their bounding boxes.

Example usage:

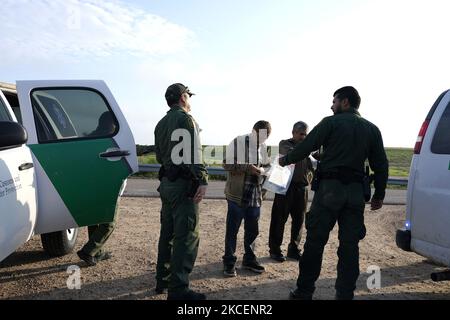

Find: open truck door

[16,80,138,238]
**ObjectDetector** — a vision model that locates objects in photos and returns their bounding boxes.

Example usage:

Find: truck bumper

[396,229,412,252]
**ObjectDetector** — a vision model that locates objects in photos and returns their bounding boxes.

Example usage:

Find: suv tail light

[414,120,430,154]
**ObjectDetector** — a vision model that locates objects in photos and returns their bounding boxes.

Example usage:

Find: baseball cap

[165,83,195,104]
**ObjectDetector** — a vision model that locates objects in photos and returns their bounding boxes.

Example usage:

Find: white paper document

[262,156,295,195]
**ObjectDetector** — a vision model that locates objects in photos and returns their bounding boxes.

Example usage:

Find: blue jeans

[223,200,261,266]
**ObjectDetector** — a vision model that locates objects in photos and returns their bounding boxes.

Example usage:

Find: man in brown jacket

[222,121,272,277]
[269,121,314,262]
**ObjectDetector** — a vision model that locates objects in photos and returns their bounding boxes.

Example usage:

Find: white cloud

[0,0,195,64]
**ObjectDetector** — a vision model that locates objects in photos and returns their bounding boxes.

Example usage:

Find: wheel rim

[66,228,76,242]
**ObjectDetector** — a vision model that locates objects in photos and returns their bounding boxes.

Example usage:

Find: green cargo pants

[82,223,115,257]
[156,178,200,294]
[296,179,366,299]
[81,202,118,257]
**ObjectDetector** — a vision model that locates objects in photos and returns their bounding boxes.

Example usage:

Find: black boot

[289,288,312,300]
[77,250,97,267]
[287,245,302,261]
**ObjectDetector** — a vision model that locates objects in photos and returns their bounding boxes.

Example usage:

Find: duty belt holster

[158,166,166,181]
[317,167,374,202]
[311,161,321,192]
[159,165,200,198]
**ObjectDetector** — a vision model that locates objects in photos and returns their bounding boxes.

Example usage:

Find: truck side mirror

[0,121,28,150]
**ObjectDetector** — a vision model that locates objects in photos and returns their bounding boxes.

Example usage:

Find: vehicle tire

[395,229,411,252]
[41,228,79,257]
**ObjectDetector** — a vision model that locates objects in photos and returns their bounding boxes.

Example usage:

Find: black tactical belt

[159,165,193,182]
[320,171,364,185]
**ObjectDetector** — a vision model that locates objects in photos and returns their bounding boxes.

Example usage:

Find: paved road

[123,178,407,205]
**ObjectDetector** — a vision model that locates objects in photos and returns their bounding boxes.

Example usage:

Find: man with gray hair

[269,121,314,262]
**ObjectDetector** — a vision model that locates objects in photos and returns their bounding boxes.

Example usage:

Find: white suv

[0,81,138,262]
[396,89,450,279]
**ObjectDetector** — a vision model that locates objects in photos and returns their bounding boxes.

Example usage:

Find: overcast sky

[1,0,449,147]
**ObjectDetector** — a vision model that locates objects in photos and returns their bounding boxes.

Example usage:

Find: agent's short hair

[166,96,179,107]
[293,121,308,132]
[253,120,272,136]
[334,86,361,109]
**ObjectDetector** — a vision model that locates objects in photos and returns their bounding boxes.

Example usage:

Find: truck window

[431,103,450,154]
[3,92,23,124]
[31,88,119,143]
[0,97,12,121]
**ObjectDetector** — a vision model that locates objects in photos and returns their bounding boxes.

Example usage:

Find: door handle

[99,150,130,158]
[19,163,34,171]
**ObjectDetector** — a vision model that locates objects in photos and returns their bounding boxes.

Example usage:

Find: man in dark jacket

[269,121,313,262]
[280,86,389,300]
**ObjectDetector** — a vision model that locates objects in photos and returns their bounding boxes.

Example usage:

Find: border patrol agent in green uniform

[280,86,389,300]
[154,83,208,300]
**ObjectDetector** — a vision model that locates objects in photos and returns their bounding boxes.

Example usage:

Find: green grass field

[139,153,158,165]
[385,148,413,177]
[138,147,413,178]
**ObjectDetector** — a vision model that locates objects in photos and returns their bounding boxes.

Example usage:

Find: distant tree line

[136,145,155,156]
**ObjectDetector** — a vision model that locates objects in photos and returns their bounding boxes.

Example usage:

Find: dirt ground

[1,197,449,300]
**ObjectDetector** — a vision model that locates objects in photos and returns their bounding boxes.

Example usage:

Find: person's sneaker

[77,250,97,266]
[167,290,207,301]
[223,264,237,277]
[95,251,112,262]
[289,288,312,300]
[287,249,302,261]
[270,253,286,262]
[242,260,265,274]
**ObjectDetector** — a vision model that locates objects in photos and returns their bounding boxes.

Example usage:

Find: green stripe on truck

[29,138,131,226]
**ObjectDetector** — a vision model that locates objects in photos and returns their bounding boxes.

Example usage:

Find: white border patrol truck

[396,90,450,281]
[0,81,138,262]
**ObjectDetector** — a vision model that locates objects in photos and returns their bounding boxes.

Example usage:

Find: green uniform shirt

[279,138,314,186]
[285,109,389,200]
[154,105,208,185]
